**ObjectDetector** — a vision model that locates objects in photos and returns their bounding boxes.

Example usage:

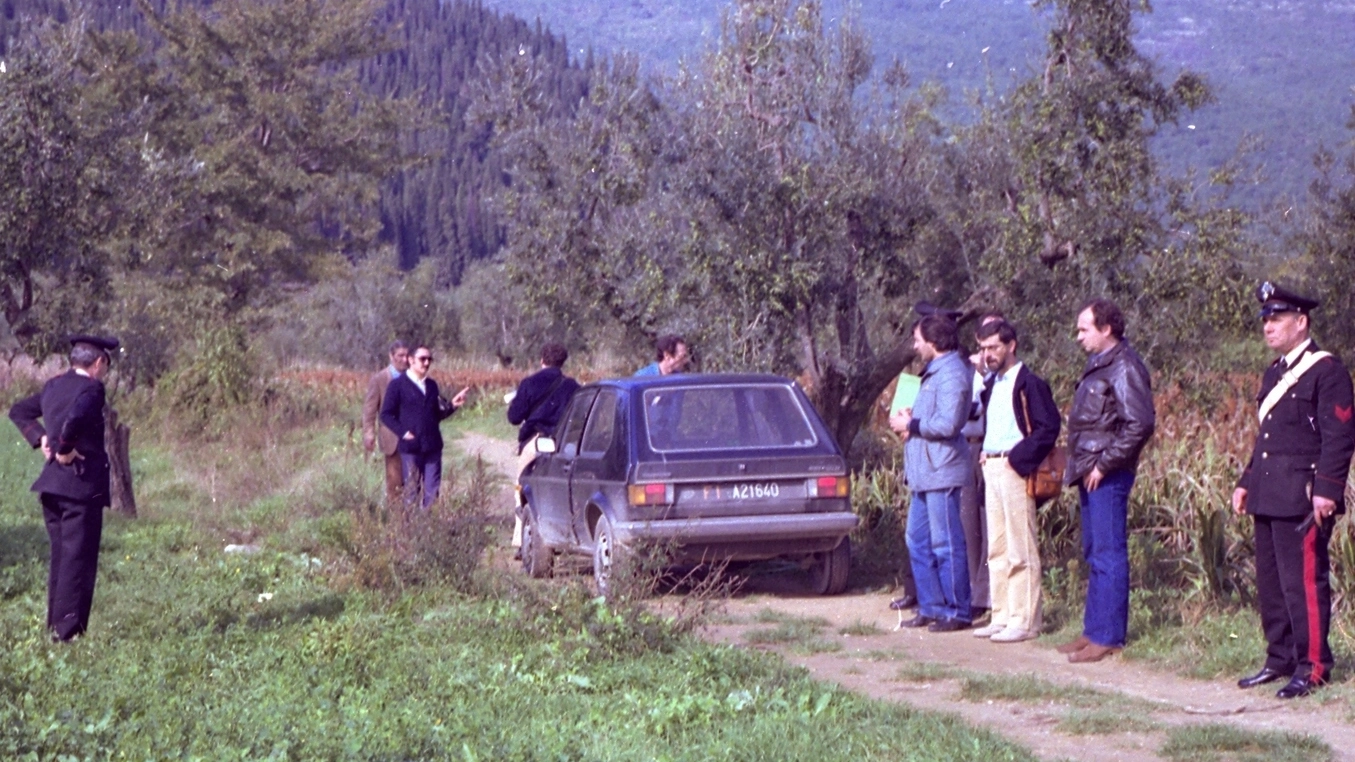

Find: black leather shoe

[889,594,918,611]
[1237,667,1288,689]
[899,614,935,628]
[927,618,970,633]
[1276,675,1325,699]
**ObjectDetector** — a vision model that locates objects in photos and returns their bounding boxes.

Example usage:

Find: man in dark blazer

[1233,282,1355,698]
[380,345,469,510]
[8,335,119,642]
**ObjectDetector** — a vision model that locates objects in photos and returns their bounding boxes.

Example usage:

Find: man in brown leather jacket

[1232,283,1355,699]
[1058,299,1155,663]
[362,341,409,504]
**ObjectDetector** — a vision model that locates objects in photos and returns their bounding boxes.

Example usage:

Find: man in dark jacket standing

[971,320,1060,644]
[1061,299,1155,663]
[1233,283,1355,698]
[380,346,469,510]
[9,335,119,642]
[506,342,579,550]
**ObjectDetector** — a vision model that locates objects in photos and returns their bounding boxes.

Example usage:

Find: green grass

[1056,709,1159,736]
[1123,606,1269,679]
[444,393,517,441]
[1160,724,1332,762]
[893,661,961,683]
[744,612,843,655]
[0,411,1036,761]
[958,673,1160,713]
[839,620,884,636]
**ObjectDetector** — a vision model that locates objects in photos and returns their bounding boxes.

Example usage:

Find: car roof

[584,372,801,392]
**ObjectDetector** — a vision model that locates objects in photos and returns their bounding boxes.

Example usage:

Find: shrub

[157,323,256,434]
[329,457,499,593]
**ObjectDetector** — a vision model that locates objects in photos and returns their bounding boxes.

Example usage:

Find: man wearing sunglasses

[380,346,470,509]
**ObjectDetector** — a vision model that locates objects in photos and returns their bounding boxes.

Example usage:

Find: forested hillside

[478,0,1355,208]
[360,0,589,280]
[0,0,590,285]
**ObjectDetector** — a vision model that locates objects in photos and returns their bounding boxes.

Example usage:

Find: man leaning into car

[890,314,973,632]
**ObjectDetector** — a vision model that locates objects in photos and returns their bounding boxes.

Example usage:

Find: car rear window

[642,384,819,452]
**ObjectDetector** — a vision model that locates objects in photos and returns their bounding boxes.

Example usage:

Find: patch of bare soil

[453,432,1355,761]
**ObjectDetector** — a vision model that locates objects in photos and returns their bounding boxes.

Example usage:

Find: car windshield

[642,384,819,452]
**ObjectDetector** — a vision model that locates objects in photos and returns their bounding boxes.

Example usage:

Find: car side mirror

[535,437,557,454]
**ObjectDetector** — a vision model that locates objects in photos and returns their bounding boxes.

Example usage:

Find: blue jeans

[906,487,971,622]
[401,451,443,510]
[1078,469,1135,648]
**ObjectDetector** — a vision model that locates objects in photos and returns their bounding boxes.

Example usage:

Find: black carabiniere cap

[1256,281,1319,318]
[69,334,121,352]
[913,301,963,321]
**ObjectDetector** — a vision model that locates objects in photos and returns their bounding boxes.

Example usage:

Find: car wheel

[592,514,620,598]
[521,509,553,579]
[808,537,850,595]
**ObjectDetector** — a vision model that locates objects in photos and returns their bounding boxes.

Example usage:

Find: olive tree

[474,0,956,448]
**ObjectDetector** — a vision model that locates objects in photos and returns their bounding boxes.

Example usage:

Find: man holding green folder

[890,314,974,632]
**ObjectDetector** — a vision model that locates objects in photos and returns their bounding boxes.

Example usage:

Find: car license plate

[680,482,800,501]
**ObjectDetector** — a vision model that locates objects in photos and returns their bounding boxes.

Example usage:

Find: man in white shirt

[970,320,1061,643]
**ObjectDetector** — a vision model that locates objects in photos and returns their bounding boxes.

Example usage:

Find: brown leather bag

[1025,446,1067,500]
[1019,390,1066,500]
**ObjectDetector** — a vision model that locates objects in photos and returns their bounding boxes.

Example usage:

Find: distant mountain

[479,0,1355,209]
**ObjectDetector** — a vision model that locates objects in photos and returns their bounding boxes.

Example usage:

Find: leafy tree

[967,0,1251,372]
[475,0,953,447]
[1295,107,1355,360]
[115,0,419,314]
[0,18,148,357]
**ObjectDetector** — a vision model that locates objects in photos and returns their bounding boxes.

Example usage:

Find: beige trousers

[982,457,1042,631]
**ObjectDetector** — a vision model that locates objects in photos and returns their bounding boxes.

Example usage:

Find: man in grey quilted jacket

[890,314,974,632]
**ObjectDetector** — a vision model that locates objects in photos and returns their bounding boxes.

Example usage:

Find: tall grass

[849,371,1355,675]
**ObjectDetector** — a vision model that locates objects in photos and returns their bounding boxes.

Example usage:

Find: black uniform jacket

[380,374,456,455]
[979,365,1062,478]
[1238,341,1355,518]
[8,370,111,505]
[506,366,580,452]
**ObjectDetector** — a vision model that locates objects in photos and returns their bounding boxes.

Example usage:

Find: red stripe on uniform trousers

[1304,525,1324,683]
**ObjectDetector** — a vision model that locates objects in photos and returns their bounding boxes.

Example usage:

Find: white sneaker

[972,622,1005,638]
[990,627,1037,643]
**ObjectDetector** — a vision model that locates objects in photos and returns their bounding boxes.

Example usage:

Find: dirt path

[453,432,1355,761]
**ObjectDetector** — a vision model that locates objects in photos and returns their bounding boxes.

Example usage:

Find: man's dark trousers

[1078,469,1134,648]
[41,493,103,640]
[1255,515,1333,682]
[402,451,443,510]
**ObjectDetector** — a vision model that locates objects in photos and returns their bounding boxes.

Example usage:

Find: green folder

[890,373,921,416]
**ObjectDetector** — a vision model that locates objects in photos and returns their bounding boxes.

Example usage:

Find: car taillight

[628,483,674,506]
[807,475,849,498]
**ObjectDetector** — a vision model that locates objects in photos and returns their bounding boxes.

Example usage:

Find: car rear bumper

[611,512,859,546]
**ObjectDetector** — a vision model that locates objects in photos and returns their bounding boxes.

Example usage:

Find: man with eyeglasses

[380,346,470,509]
[9,334,120,641]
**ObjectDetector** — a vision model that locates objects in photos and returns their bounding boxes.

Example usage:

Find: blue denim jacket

[904,351,973,492]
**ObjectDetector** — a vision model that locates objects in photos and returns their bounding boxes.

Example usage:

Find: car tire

[808,537,850,595]
[592,514,620,598]
[521,509,553,579]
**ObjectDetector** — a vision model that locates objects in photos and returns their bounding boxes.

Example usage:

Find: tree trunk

[105,406,137,517]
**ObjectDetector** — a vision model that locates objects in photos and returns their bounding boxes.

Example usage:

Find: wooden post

[105,406,137,517]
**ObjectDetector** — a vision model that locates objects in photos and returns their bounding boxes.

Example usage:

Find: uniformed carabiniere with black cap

[1233,283,1355,698]
[8,334,120,642]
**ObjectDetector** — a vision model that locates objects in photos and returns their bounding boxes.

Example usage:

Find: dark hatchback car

[518,373,858,595]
